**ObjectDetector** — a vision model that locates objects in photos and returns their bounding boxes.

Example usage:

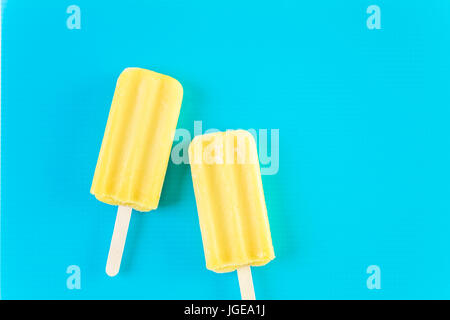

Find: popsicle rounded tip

[105,264,120,277]
[168,77,183,95]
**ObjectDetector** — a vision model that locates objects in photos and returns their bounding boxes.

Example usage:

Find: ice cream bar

[189,130,275,299]
[91,68,183,211]
[91,67,183,276]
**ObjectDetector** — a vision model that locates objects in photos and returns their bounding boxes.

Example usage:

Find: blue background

[2,0,450,299]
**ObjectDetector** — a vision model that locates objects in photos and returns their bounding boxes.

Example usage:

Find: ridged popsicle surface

[189,130,275,273]
[91,68,183,212]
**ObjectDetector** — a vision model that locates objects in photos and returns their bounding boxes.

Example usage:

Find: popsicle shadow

[253,171,299,299]
[117,78,202,275]
[158,161,190,208]
[158,78,202,208]
[119,210,143,274]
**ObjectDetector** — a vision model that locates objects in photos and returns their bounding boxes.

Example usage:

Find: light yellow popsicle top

[91,68,183,212]
[189,130,275,273]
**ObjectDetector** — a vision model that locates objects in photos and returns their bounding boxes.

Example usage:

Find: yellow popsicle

[91,67,183,212]
[189,130,275,273]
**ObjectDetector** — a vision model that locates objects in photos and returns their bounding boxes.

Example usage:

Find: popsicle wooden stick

[237,266,256,300]
[106,206,132,277]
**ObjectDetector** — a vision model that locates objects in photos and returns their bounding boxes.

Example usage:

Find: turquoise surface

[1,0,450,299]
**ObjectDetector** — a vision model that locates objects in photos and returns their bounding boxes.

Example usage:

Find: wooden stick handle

[106,206,132,277]
[237,266,256,300]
